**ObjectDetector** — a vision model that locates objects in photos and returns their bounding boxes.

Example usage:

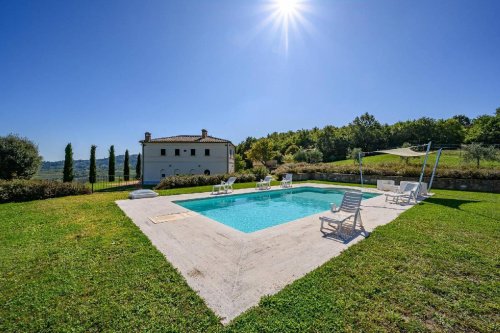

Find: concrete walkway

[116,183,422,323]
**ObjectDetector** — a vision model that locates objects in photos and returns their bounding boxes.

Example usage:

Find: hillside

[35,154,139,180]
[331,150,500,169]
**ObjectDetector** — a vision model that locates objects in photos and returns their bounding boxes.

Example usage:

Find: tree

[89,145,97,185]
[135,153,142,180]
[123,149,130,181]
[284,144,300,155]
[317,126,350,162]
[0,134,42,180]
[465,113,500,144]
[348,113,387,151]
[294,149,308,162]
[307,149,323,163]
[236,136,258,169]
[63,143,74,182]
[462,143,498,167]
[234,154,245,171]
[435,118,465,144]
[247,139,276,166]
[108,145,115,182]
[347,147,363,165]
[453,114,471,127]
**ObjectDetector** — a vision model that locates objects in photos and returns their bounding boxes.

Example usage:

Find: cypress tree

[63,143,74,182]
[108,145,115,182]
[135,153,141,180]
[89,145,97,185]
[124,149,130,181]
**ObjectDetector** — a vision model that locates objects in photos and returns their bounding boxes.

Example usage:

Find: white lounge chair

[212,177,237,194]
[280,173,293,188]
[256,176,273,190]
[319,191,364,240]
[377,179,396,191]
[385,182,420,204]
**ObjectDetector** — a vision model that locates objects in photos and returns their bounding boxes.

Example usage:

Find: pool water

[174,187,379,233]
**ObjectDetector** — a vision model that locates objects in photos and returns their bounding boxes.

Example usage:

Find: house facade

[141,129,235,184]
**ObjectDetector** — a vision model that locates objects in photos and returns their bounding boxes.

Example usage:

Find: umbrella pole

[419,142,432,184]
[359,152,363,188]
[428,148,442,192]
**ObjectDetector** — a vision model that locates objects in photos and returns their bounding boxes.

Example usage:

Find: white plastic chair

[256,176,273,190]
[319,191,364,240]
[385,182,420,204]
[280,173,293,188]
[212,177,237,194]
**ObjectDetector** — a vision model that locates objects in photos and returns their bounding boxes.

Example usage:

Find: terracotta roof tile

[142,135,232,144]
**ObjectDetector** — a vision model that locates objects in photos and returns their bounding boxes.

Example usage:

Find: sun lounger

[280,173,293,188]
[256,176,273,190]
[385,182,420,204]
[212,177,237,194]
[319,191,364,240]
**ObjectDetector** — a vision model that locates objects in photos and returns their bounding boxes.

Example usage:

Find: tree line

[69,144,142,184]
[236,109,500,168]
[0,134,142,183]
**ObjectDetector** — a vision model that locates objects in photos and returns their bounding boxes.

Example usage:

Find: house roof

[141,135,233,145]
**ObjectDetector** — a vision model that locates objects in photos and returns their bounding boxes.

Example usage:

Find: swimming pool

[174,187,379,233]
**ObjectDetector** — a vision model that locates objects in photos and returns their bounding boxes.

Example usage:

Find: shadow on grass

[424,197,499,221]
[424,197,480,209]
[95,184,145,193]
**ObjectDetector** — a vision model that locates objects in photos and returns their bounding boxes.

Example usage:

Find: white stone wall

[143,142,235,184]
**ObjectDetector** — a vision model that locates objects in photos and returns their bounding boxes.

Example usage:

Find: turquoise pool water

[174,187,379,233]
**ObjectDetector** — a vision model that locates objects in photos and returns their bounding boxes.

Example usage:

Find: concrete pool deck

[116,183,425,323]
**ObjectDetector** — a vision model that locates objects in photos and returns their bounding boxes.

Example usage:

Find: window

[229,149,233,157]
[191,149,196,156]
[204,169,210,175]
[175,149,180,156]
[205,149,210,156]
[160,149,166,156]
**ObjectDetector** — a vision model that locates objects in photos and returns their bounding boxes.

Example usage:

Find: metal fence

[73,175,141,192]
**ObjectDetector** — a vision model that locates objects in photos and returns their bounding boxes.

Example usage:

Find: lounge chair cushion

[129,189,158,199]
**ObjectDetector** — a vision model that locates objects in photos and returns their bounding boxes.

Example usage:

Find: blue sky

[1,0,499,161]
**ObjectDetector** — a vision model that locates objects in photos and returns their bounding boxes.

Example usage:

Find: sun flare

[261,0,312,56]
[276,0,299,15]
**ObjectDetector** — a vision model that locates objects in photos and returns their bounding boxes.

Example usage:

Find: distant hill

[36,154,139,180]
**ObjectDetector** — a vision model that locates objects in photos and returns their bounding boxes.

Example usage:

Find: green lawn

[0,182,498,332]
[333,149,500,169]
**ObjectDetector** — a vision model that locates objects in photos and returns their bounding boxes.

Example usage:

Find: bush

[252,166,269,181]
[273,162,500,180]
[0,180,91,203]
[154,173,257,190]
[0,134,42,180]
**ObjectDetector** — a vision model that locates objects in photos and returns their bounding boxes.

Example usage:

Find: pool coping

[116,183,425,323]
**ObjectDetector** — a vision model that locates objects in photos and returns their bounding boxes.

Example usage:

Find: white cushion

[129,189,158,199]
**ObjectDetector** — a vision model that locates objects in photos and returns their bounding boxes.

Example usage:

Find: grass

[333,149,500,169]
[0,182,498,332]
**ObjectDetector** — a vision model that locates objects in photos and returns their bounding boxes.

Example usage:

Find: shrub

[0,134,42,180]
[252,166,269,181]
[273,162,500,180]
[154,173,257,190]
[0,180,91,203]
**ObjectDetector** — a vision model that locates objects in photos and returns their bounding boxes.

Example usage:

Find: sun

[260,0,312,56]
[276,0,299,16]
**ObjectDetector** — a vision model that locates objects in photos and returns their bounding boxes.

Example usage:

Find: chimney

[144,132,151,142]
[201,129,208,139]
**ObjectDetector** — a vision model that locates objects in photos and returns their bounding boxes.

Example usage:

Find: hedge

[0,180,91,203]
[273,162,500,180]
[154,173,257,190]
